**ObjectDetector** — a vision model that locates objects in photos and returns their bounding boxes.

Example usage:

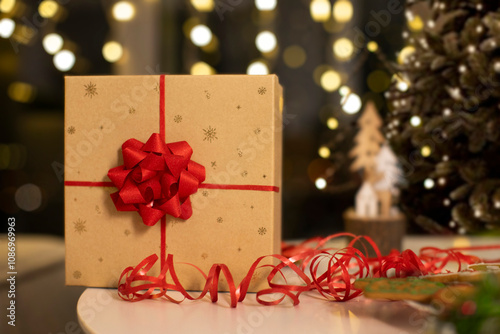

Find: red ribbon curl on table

[117,233,500,308]
[107,133,205,226]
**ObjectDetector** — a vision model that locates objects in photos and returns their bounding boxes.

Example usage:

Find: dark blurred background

[0,0,408,238]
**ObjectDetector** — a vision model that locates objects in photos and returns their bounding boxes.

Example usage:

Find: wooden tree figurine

[344,101,406,256]
[349,101,385,216]
[349,101,385,177]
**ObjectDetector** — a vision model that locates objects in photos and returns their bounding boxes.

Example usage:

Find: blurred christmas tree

[387,0,500,233]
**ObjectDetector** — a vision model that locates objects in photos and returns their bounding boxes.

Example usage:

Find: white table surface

[77,235,500,334]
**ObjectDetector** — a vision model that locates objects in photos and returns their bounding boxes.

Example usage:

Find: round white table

[77,236,500,334]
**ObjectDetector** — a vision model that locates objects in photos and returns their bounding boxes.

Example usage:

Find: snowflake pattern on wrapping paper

[129,107,136,114]
[98,257,103,263]
[204,90,211,99]
[201,253,208,260]
[258,227,267,235]
[254,128,261,135]
[258,87,267,95]
[217,217,223,224]
[84,82,97,98]
[241,170,248,177]
[202,190,209,197]
[67,126,76,135]
[203,126,218,143]
[73,271,82,279]
[74,219,87,234]
[124,229,131,236]
[211,161,217,169]
[236,105,241,110]
[174,115,182,123]
[95,205,101,214]
[237,148,243,157]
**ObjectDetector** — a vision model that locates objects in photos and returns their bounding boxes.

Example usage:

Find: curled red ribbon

[117,233,500,307]
[107,133,205,226]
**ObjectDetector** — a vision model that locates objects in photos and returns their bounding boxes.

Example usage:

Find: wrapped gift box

[64,75,283,291]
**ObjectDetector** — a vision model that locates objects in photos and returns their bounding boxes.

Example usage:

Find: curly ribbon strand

[117,233,500,308]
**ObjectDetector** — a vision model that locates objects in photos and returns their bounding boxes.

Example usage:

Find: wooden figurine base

[343,208,406,257]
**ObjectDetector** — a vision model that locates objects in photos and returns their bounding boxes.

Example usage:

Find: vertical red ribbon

[159,74,167,269]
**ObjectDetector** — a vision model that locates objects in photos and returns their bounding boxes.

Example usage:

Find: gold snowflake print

[241,170,248,177]
[204,90,211,99]
[73,270,82,279]
[236,105,241,110]
[124,229,131,236]
[258,227,267,235]
[203,126,218,142]
[153,83,160,93]
[174,115,182,123]
[67,126,76,135]
[237,148,243,157]
[74,219,86,234]
[217,217,223,224]
[95,205,101,214]
[201,253,208,260]
[84,82,97,98]
[254,128,261,135]
[202,190,209,197]
[211,161,217,169]
[98,257,103,263]
[258,86,267,95]
[129,107,136,114]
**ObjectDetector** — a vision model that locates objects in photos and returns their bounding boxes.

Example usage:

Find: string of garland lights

[386,0,500,234]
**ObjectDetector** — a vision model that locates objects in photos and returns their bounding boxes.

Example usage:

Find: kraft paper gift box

[64,75,283,292]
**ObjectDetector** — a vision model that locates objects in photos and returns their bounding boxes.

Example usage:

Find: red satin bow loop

[108,133,206,226]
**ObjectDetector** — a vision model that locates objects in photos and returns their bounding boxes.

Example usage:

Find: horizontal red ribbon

[64,181,279,193]
[117,233,500,307]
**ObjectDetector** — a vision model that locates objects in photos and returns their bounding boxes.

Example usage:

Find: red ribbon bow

[107,133,205,226]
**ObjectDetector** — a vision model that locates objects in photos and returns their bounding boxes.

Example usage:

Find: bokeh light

[15,183,42,212]
[102,41,123,63]
[367,70,391,93]
[0,0,16,13]
[408,15,424,31]
[327,117,339,130]
[43,33,63,54]
[53,50,75,72]
[315,178,327,189]
[38,0,59,18]
[0,18,15,38]
[341,93,362,114]
[190,61,215,75]
[333,38,354,60]
[190,24,213,47]
[310,0,331,22]
[191,0,214,12]
[283,45,306,68]
[421,145,431,157]
[367,41,378,52]
[320,70,341,92]
[424,178,435,189]
[8,82,35,103]
[112,1,135,21]
[247,61,269,75]
[255,31,277,53]
[332,0,353,23]
[255,0,277,11]
[318,146,331,158]
[398,45,416,64]
[410,115,421,127]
